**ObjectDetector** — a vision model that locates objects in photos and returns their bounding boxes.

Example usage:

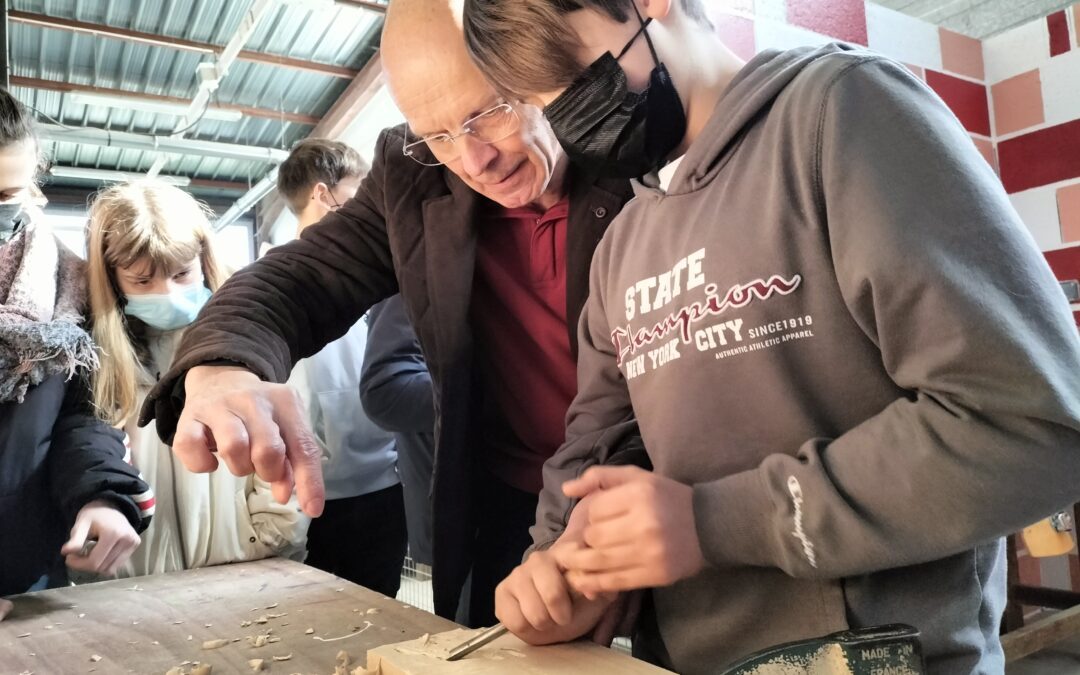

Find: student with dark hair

[462,1,1080,673]
[0,88,151,612]
[277,139,369,218]
[278,138,407,598]
[359,294,436,570]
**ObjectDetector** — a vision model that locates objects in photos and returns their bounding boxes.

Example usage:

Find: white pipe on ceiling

[215,166,278,231]
[37,123,290,164]
[50,165,192,186]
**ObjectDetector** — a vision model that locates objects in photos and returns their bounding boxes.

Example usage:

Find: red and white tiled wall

[709,0,994,162]
[985,7,1080,327]
[710,0,1080,606]
[711,1,1080,327]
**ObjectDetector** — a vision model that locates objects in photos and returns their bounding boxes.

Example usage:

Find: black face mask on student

[543,7,687,179]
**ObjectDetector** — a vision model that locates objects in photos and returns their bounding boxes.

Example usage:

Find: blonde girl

[87,179,308,576]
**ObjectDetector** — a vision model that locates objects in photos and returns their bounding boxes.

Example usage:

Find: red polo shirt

[471,197,576,494]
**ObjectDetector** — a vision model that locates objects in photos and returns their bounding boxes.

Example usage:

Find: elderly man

[139,0,637,626]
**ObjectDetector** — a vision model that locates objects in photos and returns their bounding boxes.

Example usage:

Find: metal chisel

[445,623,510,661]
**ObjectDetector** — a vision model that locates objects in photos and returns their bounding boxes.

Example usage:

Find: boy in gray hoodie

[462,1,1080,673]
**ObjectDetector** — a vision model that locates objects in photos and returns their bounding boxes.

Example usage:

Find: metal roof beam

[2,1,10,90]
[10,10,359,80]
[14,75,320,126]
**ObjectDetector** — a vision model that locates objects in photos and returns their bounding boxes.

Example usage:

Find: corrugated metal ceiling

[870,0,1075,38]
[11,0,385,193]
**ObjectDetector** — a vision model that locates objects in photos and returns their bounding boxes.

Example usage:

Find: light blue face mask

[124,284,212,331]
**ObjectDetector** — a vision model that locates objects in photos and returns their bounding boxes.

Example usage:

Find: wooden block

[363,628,672,674]
[1002,601,1080,662]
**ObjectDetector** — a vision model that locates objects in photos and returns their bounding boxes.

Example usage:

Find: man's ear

[641,0,672,21]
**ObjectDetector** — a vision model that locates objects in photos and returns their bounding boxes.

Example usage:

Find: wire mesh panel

[395,554,434,613]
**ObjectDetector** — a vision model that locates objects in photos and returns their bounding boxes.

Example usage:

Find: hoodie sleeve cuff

[692,469,776,569]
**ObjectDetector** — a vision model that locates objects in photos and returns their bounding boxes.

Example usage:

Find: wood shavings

[335,588,344,592]
[44,625,53,630]
[366,608,380,615]
[254,616,269,624]
[125,584,144,591]
[264,603,279,609]
[304,628,314,635]
[248,659,266,672]
[314,621,373,642]
[204,623,213,628]
[187,635,194,641]
[165,669,185,675]
[152,641,160,646]
[173,620,184,625]
[333,650,354,675]
[17,633,30,638]
[89,655,102,662]
[249,635,269,648]
[78,613,86,618]
[202,639,230,650]
[266,612,287,619]
[132,621,140,625]
[272,654,293,662]
[191,665,212,675]
[240,620,253,628]
[267,637,282,644]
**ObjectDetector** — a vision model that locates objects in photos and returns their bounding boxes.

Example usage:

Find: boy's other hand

[559,466,705,596]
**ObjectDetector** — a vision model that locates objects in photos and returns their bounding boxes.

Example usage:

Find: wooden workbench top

[0,558,457,675]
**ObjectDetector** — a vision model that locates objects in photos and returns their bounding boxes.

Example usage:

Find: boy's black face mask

[543,10,687,179]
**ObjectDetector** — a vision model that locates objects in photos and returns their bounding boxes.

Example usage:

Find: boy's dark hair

[464,0,709,102]
[277,138,369,214]
[0,88,45,176]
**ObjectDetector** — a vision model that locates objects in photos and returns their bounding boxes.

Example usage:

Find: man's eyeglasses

[403,102,521,167]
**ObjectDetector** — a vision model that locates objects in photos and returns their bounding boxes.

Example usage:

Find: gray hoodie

[538,44,1080,674]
